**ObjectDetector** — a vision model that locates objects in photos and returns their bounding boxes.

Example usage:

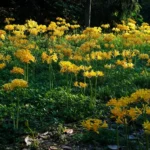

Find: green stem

[16,96,20,130]
[27,63,29,82]
[95,77,98,99]
[66,72,69,90]
[24,63,26,80]
[117,124,119,148]
[84,75,86,94]
[125,123,129,149]
[133,122,143,150]
[89,78,92,98]
[146,134,149,150]
[49,64,53,89]
[70,74,72,89]
[13,112,16,130]
[89,78,95,108]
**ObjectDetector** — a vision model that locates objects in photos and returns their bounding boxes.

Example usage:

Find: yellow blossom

[0,34,5,40]
[101,24,110,29]
[139,54,149,60]
[131,89,150,103]
[82,119,107,134]
[14,49,35,63]
[96,71,104,77]
[25,19,38,28]
[4,18,15,24]
[10,67,24,75]
[29,28,39,35]
[3,79,28,91]
[79,82,88,88]
[100,120,108,128]
[104,64,115,69]
[143,120,150,134]
[0,63,6,69]
[146,59,150,66]
[11,79,28,89]
[112,27,120,32]
[2,83,13,91]
[5,25,14,31]
[127,107,142,121]
[83,70,96,78]
[74,81,79,87]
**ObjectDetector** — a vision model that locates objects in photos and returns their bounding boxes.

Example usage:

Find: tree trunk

[85,0,92,27]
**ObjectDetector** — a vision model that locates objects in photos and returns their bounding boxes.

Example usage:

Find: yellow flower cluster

[104,64,115,69]
[10,67,24,75]
[0,53,11,62]
[143,120,150,134]
[74,81,88,88]
[116,24,130,31]
[104,43,115,49]
[47,18,70,37]
[79,40,100,53]
[138,53,149,60]
[131,89,150,103]
[101,24,110,29]
[25,19,38,28]
[127,107,142,121]
[70,24,80,29]
[70,53,83,61]
[116,59,134,69]
[103,33,115,42]
[14,24,26,32]
[4,18,15,24]
[82,119,108,134]
[82,27,101,39]
[107,89,150,124]
[4,17,80,38]
[79,65,92,71]
[3,79,28,91]
[83,70,104,78]
[90,51,112,60]
[112,27,120,32]
[14,49,35,63]
[128,22,136,30]
[0,30,6,40]
[108,103,141,124]
[128,18,136,24]
[146,59,150,66]
[41,52,58,64]
[121,50,136,58]
[5,25,15,31]
[0,63,6,70]
[59,61,80,74]
[25,20,47,35]
[65,34,86,42]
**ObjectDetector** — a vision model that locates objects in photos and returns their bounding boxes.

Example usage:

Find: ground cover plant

[0,17,150,149]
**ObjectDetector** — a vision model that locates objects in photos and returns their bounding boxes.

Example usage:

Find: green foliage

[91,0,142,25]
[45,87,94,122]
[73,128,117,145]
[140,0,150,23]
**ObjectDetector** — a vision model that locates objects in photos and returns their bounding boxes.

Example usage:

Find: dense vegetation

[0,0,150,149]
[0,0,149,27]
[0,17,150,149]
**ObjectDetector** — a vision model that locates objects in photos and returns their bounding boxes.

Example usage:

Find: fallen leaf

[24,136,33,146]
[62,145,72,149]
[128,134,138,140]
[64,129,73,134]
[43,131,49,135]
[49,146,58,150]
[108,145,121,150]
